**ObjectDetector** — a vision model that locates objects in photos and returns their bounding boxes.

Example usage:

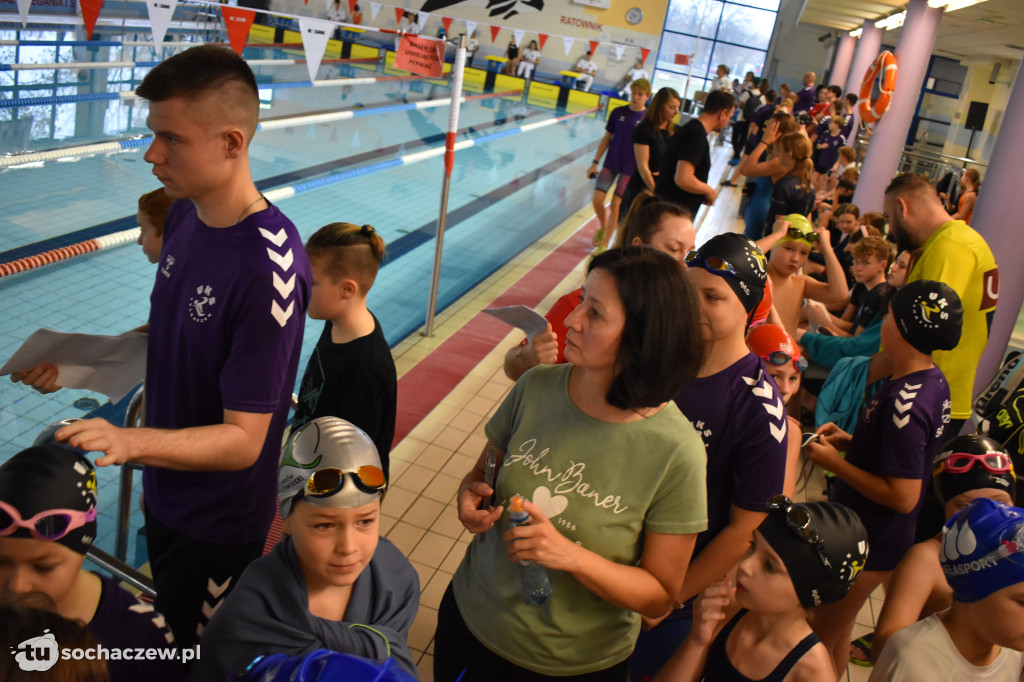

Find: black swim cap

[889,280,963,355]
[0,444,97,555]
[934,435,1016,505]
[758,498,869,608]
[691,233,768,314]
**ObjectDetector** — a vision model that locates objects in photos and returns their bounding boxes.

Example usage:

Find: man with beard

[882,173,998,541]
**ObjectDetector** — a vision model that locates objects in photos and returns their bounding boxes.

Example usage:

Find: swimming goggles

[933,451,1016,481]
[766,494,834,573]
[305,465,386,497]
[684,251,738,278]
[0,500,97,541]
[786,228,818,242]
[760,350,809,372]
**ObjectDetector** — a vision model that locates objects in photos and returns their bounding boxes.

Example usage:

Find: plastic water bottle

[508,494,552,606]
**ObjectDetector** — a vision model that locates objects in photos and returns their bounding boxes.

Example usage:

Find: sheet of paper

[0,329,148,404]
[482,305,548,338]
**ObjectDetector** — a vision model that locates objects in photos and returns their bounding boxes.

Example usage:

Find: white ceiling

[798,0,1024,61]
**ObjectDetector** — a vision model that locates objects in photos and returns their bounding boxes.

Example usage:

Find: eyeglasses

[0,500,97,541]
[305,466,386,497]
[766,494,834,576]
[684,251,738,278]
[786,227,818,242]
[761,349,808,372]
[934,452,1016,481]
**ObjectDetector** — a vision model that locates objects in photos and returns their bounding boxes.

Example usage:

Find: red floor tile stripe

[394,217,598,444]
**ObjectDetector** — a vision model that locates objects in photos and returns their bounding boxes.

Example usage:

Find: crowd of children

[4,43,1014,682]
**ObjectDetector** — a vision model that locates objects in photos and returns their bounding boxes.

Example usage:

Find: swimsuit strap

[761,630,821,682]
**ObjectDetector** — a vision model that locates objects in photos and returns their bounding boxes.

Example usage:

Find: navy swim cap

[940,498,1024,603]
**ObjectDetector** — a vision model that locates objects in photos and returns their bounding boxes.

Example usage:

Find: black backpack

[742,90,762,122]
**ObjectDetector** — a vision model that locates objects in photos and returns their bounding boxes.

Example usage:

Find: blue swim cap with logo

[939,497,1024,603]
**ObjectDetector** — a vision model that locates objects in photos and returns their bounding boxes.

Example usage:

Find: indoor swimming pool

[0,31,608,559]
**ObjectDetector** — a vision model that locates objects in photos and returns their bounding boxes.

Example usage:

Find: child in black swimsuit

[657,498,869,682]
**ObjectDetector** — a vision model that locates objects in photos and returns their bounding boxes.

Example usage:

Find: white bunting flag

[145,0,178,52]
[562,37,574,56]
[614,44,625,60]
[16,0,31,26]
[465,20,477,38]
[417,11,428,30]
[324,0,331,11]
[369,1,380,21]
[512,29,524,47]
[298,17,334,83]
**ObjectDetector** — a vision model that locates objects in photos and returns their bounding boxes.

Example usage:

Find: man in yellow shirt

[883,173,998,430]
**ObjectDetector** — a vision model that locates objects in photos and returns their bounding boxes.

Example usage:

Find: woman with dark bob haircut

[434,246,709,681]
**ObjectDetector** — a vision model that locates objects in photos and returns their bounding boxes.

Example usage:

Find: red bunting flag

[394,6,404,26]
[490,25,500,43]
[640,48,650,63]
[537,33,548,51]
[220,6,255,55]
[588,40,598,56]
[79,0,103,40]
[441,16,452,33]
[348,0,357,14]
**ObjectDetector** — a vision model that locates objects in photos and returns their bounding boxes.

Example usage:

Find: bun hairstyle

[305,222,387,292]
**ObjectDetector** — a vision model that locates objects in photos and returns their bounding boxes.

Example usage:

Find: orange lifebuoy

[858,50,897,124]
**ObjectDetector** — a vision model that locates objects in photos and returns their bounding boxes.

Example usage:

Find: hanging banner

[416,11,429,30]
[79,0,103,40]
[298,17,333,82]
[512,29,524,47]
[562,36,574,56]
[395,33,443,77]
[145,0,177,52]
[441,16,452,33]
[220,6,255,55]
[588,40,598,56]
[369,2,380,21]
[674,54,689,65]
[393,6,403,26]
[537,33,547,51]
[613,44,624,60]
[640,48,650,63]
[489,25,500,43]
[16,0,32,27]
[465,20,476,38]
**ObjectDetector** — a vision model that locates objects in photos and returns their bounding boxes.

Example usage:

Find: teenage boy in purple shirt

[807,279,962,677]
[11,46,311,650]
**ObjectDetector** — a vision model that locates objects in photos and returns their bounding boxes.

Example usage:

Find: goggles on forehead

[684,251,738,278]
[760,349,808,372]
[933,451,1016,481]
[304,465,386,498]
[766,494,835,578]
[786,227,818,242]
[0,500,96,542]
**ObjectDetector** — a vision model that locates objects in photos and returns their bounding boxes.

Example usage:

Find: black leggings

[433,584,630,682]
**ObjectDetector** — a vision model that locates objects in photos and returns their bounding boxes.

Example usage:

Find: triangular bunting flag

[347,0,356,14]
[325,0,332,11]
[16,0,32,27]
[640,48,650,63]
[614,44,624,60]
[442,16,452,33]
[562,36,574,56]
[145,0,178,52]
[512,29,524,47]
[465,20,477,38]
[350,130,358,146]
[489,25,500,43]
[537,33,547,51]
[79,0,103,40]
[369,1,380,21]
[220,6,255,55]
[588,40,598,55]
[417,11,428,30]
[298,16,333,82]
[394,6,404,26]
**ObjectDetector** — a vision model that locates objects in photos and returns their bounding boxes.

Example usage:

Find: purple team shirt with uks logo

[143,200,310,545]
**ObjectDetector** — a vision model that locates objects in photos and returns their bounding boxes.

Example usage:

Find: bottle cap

[509,494,525,513]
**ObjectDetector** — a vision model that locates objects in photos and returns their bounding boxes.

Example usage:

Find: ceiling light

[849,28,863,38]
[927,0,987,9]
[875,11,906,30]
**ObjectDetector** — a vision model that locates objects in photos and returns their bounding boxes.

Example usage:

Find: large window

[653,0,779,103]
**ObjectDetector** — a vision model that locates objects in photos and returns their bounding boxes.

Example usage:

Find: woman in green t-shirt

[434,247,710,680]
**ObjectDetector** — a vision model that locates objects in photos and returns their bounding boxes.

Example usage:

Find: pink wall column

[843,21,882,97]
[972,58,1024,397]
[830,32,856,93]
[852,0,943,212]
